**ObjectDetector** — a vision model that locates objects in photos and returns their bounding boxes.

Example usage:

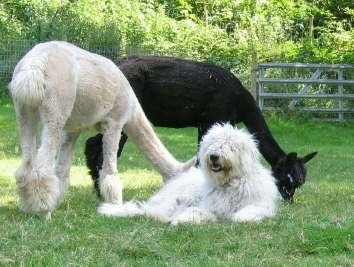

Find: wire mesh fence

[0,40,34,84]
[0,39,250,91]
[0,40,123,87]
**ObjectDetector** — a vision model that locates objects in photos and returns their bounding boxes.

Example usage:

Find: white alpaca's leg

[55,131,80,203]
[14,104,45,214]
[99,124,123,204]
[25,121,63,218]
[14,104,39,179]
[17,98,70,218]
[16,122,61,218]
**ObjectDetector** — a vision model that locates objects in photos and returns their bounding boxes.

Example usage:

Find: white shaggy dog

[9,41,194,219]
[98,123,280,224]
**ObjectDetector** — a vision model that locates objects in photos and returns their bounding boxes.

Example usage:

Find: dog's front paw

[98,203,124,217]
[170,207,217,225]
[98,201,144,217]
[232,206,269,222]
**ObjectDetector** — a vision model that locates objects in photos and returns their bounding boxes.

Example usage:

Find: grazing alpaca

[85,56,317,201]
[98,123,280,224]
[85,55,317,201]
[8,42,194,219]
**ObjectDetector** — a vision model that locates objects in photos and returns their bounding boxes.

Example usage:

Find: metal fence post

[258,66,265,109]
[338,68,344,121]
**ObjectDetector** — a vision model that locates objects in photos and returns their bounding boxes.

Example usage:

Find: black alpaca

[85,56,317,201]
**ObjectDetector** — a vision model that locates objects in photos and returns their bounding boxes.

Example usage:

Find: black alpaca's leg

[117,132,128,158]
[85,132,129,197]
[198,124,210,144]
[85,134,104,197]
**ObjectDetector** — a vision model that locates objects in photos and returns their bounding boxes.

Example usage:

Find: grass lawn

[0,96,353,266]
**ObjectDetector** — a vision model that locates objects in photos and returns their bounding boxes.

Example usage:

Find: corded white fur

[98,123,280,224]
[9,41,195,219]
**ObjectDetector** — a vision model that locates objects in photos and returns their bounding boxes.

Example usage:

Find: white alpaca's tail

[124,104,196,181]
[9,53,47,107]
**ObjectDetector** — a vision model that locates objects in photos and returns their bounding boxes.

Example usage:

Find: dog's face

[198,123,260,186]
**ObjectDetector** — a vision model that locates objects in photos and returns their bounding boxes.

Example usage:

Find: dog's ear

[241,136,260,167]
[302,152,317,164]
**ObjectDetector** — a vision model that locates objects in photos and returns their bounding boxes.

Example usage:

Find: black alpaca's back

[117,56,286,161]
[120,56,243,127]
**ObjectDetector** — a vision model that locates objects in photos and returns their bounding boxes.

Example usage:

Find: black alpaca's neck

[254,130,286,167]
[241,108,286,168]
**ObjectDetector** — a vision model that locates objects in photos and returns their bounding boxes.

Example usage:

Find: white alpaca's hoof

[16,169,60,215]
[100,175,123,205]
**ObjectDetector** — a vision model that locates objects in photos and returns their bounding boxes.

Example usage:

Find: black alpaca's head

[272,151,317,202]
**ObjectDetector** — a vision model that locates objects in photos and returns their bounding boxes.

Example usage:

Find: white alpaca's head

[198,123,260,185]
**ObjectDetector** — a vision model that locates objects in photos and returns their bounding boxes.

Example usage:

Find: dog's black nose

[209,154,219,162]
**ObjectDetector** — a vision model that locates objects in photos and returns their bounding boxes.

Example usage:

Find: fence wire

[0,40,123,86]
[0,40,34,84]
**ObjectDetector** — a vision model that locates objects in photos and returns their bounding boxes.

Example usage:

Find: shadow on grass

[0,180,162,217]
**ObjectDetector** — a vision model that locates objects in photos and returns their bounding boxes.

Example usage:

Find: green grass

[0,96,353,266]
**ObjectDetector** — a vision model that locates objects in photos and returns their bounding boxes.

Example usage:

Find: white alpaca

[9,41,195,219]
[99,123,280,224]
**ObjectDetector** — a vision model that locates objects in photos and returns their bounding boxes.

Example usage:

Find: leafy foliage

[1,0,353,66]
